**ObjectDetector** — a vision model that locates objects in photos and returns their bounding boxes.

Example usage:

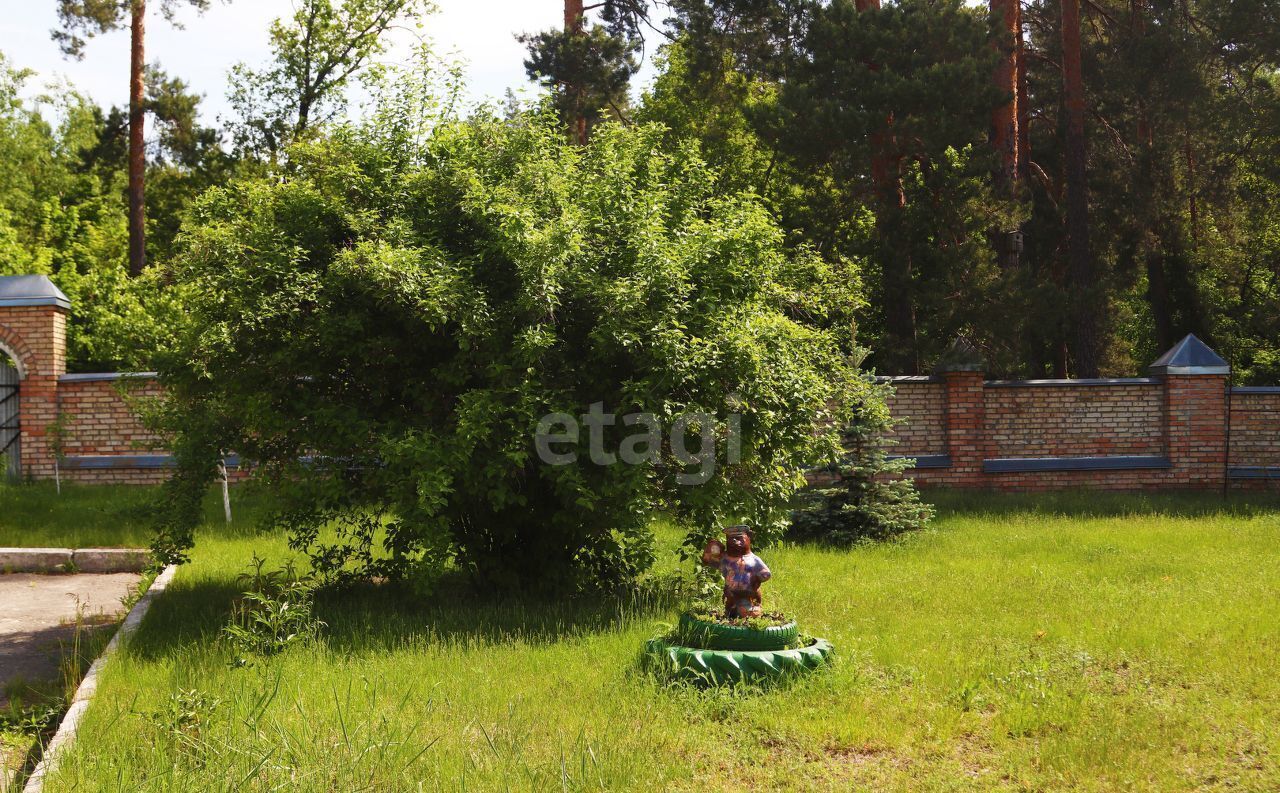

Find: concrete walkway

[0,574,139,705]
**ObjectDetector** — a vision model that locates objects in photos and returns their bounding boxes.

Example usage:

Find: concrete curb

[0,548,149,575]
[20,565,177,793]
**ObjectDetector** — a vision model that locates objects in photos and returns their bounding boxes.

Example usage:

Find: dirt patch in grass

[1,733,35,792]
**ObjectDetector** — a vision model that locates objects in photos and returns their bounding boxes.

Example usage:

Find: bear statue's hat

[725,524,753,537]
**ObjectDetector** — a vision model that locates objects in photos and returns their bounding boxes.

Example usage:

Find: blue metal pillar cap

[1148,334,1229,375]
[0,275,71,310]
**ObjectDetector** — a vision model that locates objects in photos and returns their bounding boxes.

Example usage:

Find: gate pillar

[0,275,70,480]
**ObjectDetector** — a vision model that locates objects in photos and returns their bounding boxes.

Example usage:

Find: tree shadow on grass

[926,489,1280,521]
[122,578,243,662]
[313,575,681,656]
[123,570,681,662]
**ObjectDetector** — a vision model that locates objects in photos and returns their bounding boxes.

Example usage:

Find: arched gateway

[0,353,17,480]
[0,275,70,480]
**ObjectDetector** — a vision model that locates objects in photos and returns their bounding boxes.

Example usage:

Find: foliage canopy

[226,0,434,158]
[0,54,175,370]
[153,88,871,591]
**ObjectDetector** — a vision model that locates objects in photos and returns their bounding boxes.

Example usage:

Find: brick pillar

[11,306,67,481]
[942,370,986,481]
[935,336,988,485]
[1163,375,1229,489]
[1150,334,1230,491]
[0,276,70,481]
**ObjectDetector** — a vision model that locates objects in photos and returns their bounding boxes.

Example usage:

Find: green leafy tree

[152,67,875,591]
[0,53,178,370]
[226,0,433,158]
[637,41,778,199]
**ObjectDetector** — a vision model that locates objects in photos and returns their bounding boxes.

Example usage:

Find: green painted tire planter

[677,612,799,651]
[643,636,834,684]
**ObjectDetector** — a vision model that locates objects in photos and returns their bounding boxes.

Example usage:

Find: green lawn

[19,490,1280,791]
[0,482,273,548]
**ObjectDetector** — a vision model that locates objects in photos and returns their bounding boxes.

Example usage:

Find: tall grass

[27,492,1280,791]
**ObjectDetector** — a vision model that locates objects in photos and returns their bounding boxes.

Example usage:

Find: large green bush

[154,98,873,591]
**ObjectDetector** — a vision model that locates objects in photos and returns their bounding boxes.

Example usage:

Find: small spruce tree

[789,377,934,544]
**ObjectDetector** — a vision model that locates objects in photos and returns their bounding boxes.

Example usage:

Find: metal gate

[0,356,17,481]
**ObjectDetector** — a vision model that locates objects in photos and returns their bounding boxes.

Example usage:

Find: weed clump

[222,556,324,666]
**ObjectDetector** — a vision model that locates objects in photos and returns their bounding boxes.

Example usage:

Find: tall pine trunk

[1129,0,1174,349]
[564,0,587,145]
[1015,14,1031,185]
[990,0,1023,271]
[990,0,1020,191]
[1060,0,1100,376]
[128,0,146,276]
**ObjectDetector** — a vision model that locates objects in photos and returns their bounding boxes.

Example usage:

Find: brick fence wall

[2,275,1278,490]
[884,377,948,458]
[880,367,1280,492]
[45,364,1276,491]
[1229,389,1280,478]
[56,374,171,484]
[983,380,1164,458]
[0,277,179,484]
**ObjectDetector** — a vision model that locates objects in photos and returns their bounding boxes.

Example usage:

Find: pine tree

[53,0,217,276]
[790,380,934,545]
[1059,0,1101,376]
[521,1,655,143]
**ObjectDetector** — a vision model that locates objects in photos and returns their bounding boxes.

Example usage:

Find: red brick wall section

[57,378,169,484]
[984,383,1164,457]
[884,379,947,457]
[19,369,1280,490]
[1229,391,1280,466]
[942,371,987,477]
[58,379,165,455]
[879,373,1276,492]
[1164,374,1228,489]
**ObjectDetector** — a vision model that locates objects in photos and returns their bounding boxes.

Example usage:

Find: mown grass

[0,482,273,548]
[27,490,1280,791]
